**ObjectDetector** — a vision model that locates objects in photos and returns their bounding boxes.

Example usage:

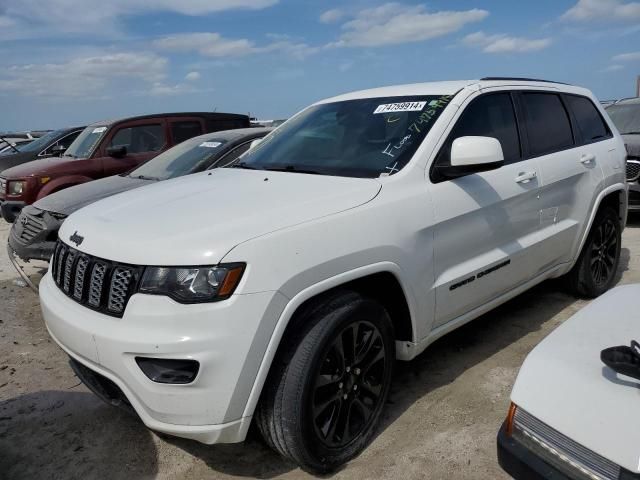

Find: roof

[88,112,249,127]
[319,78,591,104]
[184,127,274,143]
[611,97,640,105]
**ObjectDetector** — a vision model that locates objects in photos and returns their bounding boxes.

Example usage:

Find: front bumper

[498,422,640,480]
[0,199,26,223]
[40,271,288,444]
[9,206,62,261]
[498,422,571,480]
[628,182,640,211]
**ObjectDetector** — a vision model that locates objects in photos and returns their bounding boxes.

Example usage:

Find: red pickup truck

[0,112,250,222]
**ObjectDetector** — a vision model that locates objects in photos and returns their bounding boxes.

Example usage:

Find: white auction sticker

[373,101,426,114]
[200,141,222,148]
[92,126,107,134]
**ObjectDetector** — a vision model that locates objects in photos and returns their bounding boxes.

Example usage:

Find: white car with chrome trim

[40,78,627,473]
[499,285,640,480]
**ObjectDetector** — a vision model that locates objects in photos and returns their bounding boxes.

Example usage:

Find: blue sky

[0,0,638,131]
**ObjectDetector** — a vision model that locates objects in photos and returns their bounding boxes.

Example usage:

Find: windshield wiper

[230,162,260,170]
[264,165,322,175]
[132,174,160,181]
[622,131,640,135]
[0,136,20,154]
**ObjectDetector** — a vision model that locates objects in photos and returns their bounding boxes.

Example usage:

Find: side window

[109,124,165,154]
[42,130,81,155]
[565,95,611,144]
[212,142,252,168]
[171,121,203,144]
[435,92,521,167]
[522,93,574,157]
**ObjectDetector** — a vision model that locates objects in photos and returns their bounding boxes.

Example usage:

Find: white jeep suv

[40,78,627,472]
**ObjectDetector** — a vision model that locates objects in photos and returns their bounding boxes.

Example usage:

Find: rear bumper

[0,199,25,223]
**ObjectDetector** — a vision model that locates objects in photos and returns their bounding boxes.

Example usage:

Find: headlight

[139,264,245,303]
[8,180,26,195]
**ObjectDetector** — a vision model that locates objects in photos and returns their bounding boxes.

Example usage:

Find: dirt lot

[1,217,640,480]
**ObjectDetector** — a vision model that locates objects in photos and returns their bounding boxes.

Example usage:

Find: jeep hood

[35,175,151,216]
[511,284,640,473]
[60,168,382,265]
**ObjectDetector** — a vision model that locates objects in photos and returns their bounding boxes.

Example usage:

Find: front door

[429,90,544,327]
[101,120,168,176]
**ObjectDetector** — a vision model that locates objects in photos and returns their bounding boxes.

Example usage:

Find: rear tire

[564,206,621,298]
[255,291,395,473]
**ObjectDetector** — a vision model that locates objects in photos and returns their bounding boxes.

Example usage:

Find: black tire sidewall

[284,296,395,472]
[578,207,621,297]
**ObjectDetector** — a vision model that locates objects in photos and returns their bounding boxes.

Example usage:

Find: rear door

[168,117,205,146]
[430,90,544,327]
[101,119,168,176]
[520,91,608,266]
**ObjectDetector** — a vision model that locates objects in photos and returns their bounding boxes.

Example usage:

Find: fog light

[135,357,200,384]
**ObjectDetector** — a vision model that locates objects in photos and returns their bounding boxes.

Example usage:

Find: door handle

[515,171,537,184]
[580,153,596,164]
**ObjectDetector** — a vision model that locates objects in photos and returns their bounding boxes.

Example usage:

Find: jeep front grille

[626,159,640,182]
[51,241,141,317]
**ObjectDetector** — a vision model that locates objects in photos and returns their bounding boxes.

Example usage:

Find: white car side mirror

[450,136,504,167]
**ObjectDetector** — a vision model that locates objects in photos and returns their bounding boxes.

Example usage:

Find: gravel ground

[2,216,640,480]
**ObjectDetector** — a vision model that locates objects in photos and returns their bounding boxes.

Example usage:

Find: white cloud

[185,71,201,81]
[329,3,488,48]
[601,64,625,72]
[463,31,552,53]
[612,51,640,62]
[319,8,344,24]
[1,0,279,36]
[0,52,168,97]
[154,32,319,59]
[561,0,640,22]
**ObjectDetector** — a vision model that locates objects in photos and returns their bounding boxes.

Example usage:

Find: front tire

[565,206,621,298]
[255,291,395,473]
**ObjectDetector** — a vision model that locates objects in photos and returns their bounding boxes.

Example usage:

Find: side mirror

[51,144,66,156]
[436,136,504,179]
[248,138,263,150]
[106,145,127,158]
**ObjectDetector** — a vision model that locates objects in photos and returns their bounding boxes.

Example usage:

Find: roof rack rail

[480,77,570,85]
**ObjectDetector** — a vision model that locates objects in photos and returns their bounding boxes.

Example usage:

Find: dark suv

[0,127,85,171]
[0,112,250,222]
[606,97,640,210]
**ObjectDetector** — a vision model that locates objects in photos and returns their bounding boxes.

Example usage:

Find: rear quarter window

[522,92,574,157]
[565,95,612,144]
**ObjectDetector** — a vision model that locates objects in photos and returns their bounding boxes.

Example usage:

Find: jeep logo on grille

[69,231,84,247]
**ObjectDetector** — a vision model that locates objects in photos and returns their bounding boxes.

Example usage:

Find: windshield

[234,95,453,177]
[64,125,109,159]
[607,103,640,135]
[130,137,228,180]
[13,129,64,153]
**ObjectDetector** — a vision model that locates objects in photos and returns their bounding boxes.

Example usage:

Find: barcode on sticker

[374,102,426,114]
[92,127,107,134]
[200,141,222,148]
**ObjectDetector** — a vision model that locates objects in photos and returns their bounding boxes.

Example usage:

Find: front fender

[239,261,416,420]
[36,175,94,200]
